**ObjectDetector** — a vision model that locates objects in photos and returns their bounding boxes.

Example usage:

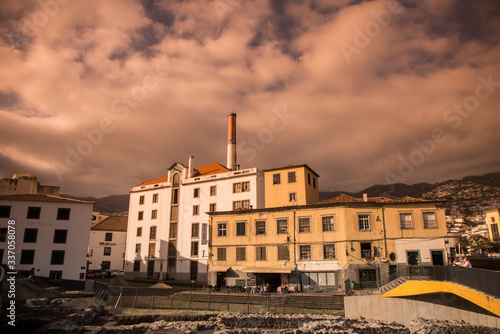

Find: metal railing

[93,283,344,314]
[379,265,500,298]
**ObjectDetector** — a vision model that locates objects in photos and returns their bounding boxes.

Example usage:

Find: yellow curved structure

[381,281,500,317]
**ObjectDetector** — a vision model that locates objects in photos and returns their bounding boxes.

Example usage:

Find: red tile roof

[0,194,94,204]
[136,176,169,187]
[193,163,230,177]
[319,194,431,205]
[91,216,128,231]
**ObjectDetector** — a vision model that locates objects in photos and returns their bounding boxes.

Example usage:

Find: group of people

[452,257,472,268]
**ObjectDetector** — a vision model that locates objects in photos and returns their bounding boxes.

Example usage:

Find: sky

[1,0,500,198]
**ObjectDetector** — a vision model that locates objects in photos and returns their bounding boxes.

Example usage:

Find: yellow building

[485,208,500,241]
[208,194,447,292]
[263,165,319,208]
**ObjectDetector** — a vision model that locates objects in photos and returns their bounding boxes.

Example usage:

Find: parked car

[114,270,125,277]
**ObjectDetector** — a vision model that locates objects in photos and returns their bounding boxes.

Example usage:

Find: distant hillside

[64,171,500,217]
[61,194,129,215]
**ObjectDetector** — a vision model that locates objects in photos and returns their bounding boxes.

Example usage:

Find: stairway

[379,276,408,294]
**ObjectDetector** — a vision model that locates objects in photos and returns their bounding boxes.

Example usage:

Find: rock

[26,298,49,307]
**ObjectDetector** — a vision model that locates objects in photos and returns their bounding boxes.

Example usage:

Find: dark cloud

[140,0,175,27]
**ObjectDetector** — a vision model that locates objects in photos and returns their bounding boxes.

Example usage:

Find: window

[191,241,199,256]
[169,223,177,238]
[170,206,179,221]
[148,243,156,257]
[20,250,35,265]
[400,213,413,229]
[217,223,227,237]
[323,244,336,259]
[308,173,311,185]
[277,245,289,261]
[50,250,65,265]
[236,247,246,261]
[300,245,311,260]
[313,178,316,189]
[210,186,217,196]
[0,206,11,218]
[0,228,7,242]
[57,208,71,220]
[423,212,437,228]
[358,214,370,230]
[233,181,250,193]
[491,224,500,241]
[360,242,372,259]
[138,211,144,220]
[289,192,296,202]
[53,230,67,244]
[233,200,250,210]
[256,221,266,235]
[236,221,246,236]
[139,195,145,204]
[168,241,177,256]
[288,172,296,183]
[194,188,200,198]
[277,219,288,234]
[150,226,157,240]
[322,216,335,232]
[193,205,199,215]
[172,189,179,204]
[191,223,199,238]
[299,217,310,233]
[273,173,281,185]
[104,247,111,256]
[209,203,216,212]
[152,193,158,203]
[26,207,41,219]
[217,248,226,261]
[134,260,141,271]
[256,246,267,261]
[135,243,141,253]
[23,228,38,243]
[101,261,111,270]
[105,232,113,241]
[137,227,142,237]
[151,210,157,219]
[49,271,62,280]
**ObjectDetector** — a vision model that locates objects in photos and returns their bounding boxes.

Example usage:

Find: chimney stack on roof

[363,193,368,202]
[227,113,237,171]
[188,155,194,178]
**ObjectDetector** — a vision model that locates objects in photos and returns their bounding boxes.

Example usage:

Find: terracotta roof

[193,163,230,177]
[91,216,128,231]
[135,176,169,187]
[319,194,435,205]
[319,194,362,204]
[0,194,94,204]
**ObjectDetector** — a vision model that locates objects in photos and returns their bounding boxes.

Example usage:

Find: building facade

[124,158,265,282]
[485,208,500,241]
[0,174,60,196]
[208,195,447,292]
[0,194,94,288]
[263,165,319,207]
[88,216,128,271]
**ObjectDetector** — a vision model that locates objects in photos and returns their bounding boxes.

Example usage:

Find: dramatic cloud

[1,0,499,197]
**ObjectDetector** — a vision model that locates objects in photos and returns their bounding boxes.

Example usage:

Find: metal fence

[380,265,500,298]
[93,281,344,314]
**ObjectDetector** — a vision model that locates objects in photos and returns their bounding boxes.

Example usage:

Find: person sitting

[462,257,472,268]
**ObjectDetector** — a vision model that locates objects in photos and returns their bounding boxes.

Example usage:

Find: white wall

[0,199,93,281]
[88,229,126,271]
[395,238,447,265]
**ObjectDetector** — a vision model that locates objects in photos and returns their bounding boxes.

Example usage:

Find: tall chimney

[227,113,237,170]
[188,155,194,178]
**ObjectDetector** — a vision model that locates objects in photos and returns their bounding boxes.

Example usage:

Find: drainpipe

[293,210,297,268]
[381,205,388,258]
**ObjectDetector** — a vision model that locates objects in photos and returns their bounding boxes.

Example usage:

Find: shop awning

[241,267,293,274]
[208,266,231,272]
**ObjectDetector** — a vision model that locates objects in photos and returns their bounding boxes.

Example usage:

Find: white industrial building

[124,113,266,282]
[0,194,94,288]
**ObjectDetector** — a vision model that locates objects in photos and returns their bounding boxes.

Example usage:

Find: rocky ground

[1,298,499,334]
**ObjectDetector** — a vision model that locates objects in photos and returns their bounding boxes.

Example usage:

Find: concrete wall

[345,294,500,329]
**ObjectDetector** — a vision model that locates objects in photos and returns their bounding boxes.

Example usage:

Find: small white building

[88,216,128,271]
[0,194,94,288]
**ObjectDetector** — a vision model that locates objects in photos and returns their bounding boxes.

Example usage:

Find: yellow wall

[209,201,447,270]
[264,166,319,208]
[486,209,500,241]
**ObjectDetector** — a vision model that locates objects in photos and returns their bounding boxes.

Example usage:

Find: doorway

[431,250,444,266]
[147,260,154,278]
[190,260,198,281]
[359,269,378,288]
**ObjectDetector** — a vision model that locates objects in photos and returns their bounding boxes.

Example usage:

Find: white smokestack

[227,113,237,170]
[188,155,194,178]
